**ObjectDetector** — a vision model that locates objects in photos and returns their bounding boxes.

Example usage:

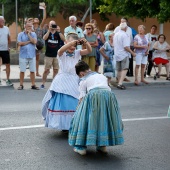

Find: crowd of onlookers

[0,5,170,90]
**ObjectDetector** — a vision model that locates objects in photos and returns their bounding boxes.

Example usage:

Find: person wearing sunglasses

[82,23,98,71]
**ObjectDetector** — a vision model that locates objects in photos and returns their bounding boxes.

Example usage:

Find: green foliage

[0,0,109,27]
[98,0,170,23]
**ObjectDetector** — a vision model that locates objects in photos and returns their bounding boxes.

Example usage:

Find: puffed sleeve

[78,79,87,100]
[75,49,81,60]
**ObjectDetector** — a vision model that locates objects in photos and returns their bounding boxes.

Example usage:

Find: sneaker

[40,84,45,89]
[6,79,13,86]
[146,75,151,78]
[96,146,108,153]
[73,147,86,155]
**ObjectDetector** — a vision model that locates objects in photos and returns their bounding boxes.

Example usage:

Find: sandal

[117,84,126,90]
[31,85,39,90]
[166,77,170,81]
[17,85,24,90]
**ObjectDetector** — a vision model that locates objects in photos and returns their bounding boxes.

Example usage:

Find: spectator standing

[83,23,98,71]
[146,25,158,77]
[40,20,65,89]
[76,21,84,30]
[33,5,47,77]
[17,22,39,90]
[0,16,13,86]
[100,34,115,86]
[103,23,115,42]
[114,23,136,90]
[94,28,105,72]
[114,17,133,79]
[64,16,84,49]
[134,25,150,85]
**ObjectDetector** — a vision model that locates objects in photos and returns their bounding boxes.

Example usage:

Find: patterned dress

[103,41,115,77]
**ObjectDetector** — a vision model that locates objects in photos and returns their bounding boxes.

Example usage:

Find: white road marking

[123,116,169,122]
[0,116,169,131]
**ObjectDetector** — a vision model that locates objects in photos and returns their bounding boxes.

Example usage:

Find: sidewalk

[0,64,170,87]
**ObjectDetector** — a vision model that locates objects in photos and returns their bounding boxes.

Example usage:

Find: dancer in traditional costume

[41,33,92,131]
[69,61,124,155]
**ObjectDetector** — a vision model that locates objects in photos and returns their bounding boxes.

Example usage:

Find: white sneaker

[97,146,108,153]
[73,147,86,155]
[146,75,150,78]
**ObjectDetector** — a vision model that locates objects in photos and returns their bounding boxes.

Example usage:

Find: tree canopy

[0,0,170,26]
[0,0,105,28]
[98,0,170,23]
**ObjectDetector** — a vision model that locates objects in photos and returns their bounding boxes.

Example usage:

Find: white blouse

[79,73,111,99]
[153,41,170,60]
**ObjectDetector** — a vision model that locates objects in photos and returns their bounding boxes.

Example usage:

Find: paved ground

[0,84,170,170]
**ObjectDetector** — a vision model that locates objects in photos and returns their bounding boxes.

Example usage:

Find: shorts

[153,58,169,65]
[0,51,10,64]
[19,57,36,72]
[116,56,129,71]
[136,54,148,65]
[44,56,59,70]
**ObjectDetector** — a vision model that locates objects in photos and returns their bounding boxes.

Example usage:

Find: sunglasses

[86,28,92,30]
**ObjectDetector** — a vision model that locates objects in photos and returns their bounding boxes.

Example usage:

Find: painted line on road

[123,116,169,122]
[0,125,44,131]
[0,116,169,131]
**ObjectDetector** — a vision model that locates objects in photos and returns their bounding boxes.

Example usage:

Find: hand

[105,56,110,60]
[27,30,31,35]
[142,45,148,49]
[132,52,136,57]
[77,38,87,45]
[145,52,149,56]
[71,40,78,47]
[48,27,53,32]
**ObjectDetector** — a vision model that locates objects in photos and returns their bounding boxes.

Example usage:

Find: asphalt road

[0,84,170,170]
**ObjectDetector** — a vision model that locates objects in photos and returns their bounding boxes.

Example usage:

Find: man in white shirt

[114,17,134,78]
[64,16,84,49]
[0,16,13,86]
[145,25,158,77]
[114,23,136,90]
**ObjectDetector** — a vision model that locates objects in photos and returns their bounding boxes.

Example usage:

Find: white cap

[120,22,127,29]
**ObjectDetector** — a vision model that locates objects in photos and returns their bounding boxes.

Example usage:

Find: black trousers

[147,51,153,76]
[127,56,133,76]
[127,46,134,76]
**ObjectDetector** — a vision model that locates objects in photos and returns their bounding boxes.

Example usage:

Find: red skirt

[153,58,169,65]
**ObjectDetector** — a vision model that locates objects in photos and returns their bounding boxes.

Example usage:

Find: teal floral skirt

[68,88,124,147]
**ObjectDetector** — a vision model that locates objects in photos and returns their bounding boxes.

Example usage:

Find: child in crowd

[100,34,115,86]
[69,61,124,155]
[41,33,92,131]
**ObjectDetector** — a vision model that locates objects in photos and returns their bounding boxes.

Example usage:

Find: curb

[110,80,170,87]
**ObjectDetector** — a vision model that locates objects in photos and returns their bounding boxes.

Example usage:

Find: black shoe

[127,74,133,77]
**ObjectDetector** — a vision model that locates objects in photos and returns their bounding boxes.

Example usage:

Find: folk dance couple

[42,33,124,155]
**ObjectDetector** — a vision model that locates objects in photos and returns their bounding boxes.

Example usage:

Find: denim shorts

[19,57,36,72]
